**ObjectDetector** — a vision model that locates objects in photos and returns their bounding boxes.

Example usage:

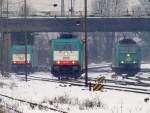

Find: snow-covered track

[136,76,150,81]
[14,74,150,94]
[15,74,86,87]
[15,74,150,87]
[15,73,150,88]
[14,76,150,94]
[105,79,150,87]
[105,85,150,94]
[0,93,68,113]
[89,77,150,87]
[0,104,22,113]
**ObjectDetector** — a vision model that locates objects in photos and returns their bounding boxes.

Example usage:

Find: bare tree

[92,0,127,16]
[18,2,36,17]
[0,0,3,17]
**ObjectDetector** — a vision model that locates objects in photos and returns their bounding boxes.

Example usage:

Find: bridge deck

[0,17,150,32]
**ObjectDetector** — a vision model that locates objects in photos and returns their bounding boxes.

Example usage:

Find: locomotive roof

[119,39,136,44]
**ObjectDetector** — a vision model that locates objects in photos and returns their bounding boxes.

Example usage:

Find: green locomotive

[50,34,85,79]
[10,45,33,72]
[112,39,141,76]
[10,32,38,73]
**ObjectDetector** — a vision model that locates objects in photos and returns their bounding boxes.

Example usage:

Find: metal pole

[24,0,28,82]
[61,0,64,16]
[7,0,8,18]
[0,0,2,17]
[6,0,9,74]
[84,0,88,86]
[0,0,3,76]
[70,0,73,16]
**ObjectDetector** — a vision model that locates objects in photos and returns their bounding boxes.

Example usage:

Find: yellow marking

[93,84,104,91]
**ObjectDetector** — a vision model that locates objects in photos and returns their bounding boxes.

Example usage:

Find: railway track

[14,74,150,95]
[15,72,150,87]
[104,84,150,94]
[15,73,141,86]
[88,76,150,87]
[0,103,22,113]
[0,93,67,113]
[88,64,150,73]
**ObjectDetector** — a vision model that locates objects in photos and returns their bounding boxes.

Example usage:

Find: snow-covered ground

[1,63,150,113]
[141,63,150,69]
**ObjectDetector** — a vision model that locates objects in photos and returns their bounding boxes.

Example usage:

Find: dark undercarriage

[11,63,32,73]
[51,64,82,78]
[112,63,140,76]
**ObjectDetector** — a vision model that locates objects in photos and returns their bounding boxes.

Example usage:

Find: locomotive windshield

[119,45,137,53]
[54,43,77,51]
[13,48,29,54]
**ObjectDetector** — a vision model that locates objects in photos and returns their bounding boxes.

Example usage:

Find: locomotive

[50,34,85,79]
[10,45,33,72]
[10,32,38,73]
[111,39,141,76]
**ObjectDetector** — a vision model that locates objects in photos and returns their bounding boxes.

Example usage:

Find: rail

[14,74,150,95]
[0,93,68,113]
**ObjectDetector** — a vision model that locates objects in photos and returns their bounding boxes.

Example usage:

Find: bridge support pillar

[1,33,11,76]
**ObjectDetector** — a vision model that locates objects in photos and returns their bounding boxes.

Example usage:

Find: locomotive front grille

[52,65,81,75]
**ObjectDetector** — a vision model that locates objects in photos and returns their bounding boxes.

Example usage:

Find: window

[13,48,29,54]
[54,43,77,51]
[119,45,136,53]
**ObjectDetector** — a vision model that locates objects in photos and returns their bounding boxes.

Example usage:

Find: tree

[0,0,4,17]
[18,2,36,17]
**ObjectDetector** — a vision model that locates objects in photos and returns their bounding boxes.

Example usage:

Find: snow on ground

[141,63,150,69]
[1,71,150,113]
[1,62,150,113]
[88,62,111,68]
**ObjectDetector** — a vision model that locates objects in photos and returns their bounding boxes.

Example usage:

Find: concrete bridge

[0,17,150,32]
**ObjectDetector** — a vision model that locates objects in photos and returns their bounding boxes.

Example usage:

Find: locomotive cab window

[13,48,28,54]
[54,43,77,51]
[119,45,137,53]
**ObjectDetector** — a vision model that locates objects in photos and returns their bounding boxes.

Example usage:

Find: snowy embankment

[141,63,150,69]
[0,72,150,113]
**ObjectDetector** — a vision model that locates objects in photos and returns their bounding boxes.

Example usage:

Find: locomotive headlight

[121,61,124,64]
[127,53,130,57]
[64,52,68,56]
[133,61,136,64]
